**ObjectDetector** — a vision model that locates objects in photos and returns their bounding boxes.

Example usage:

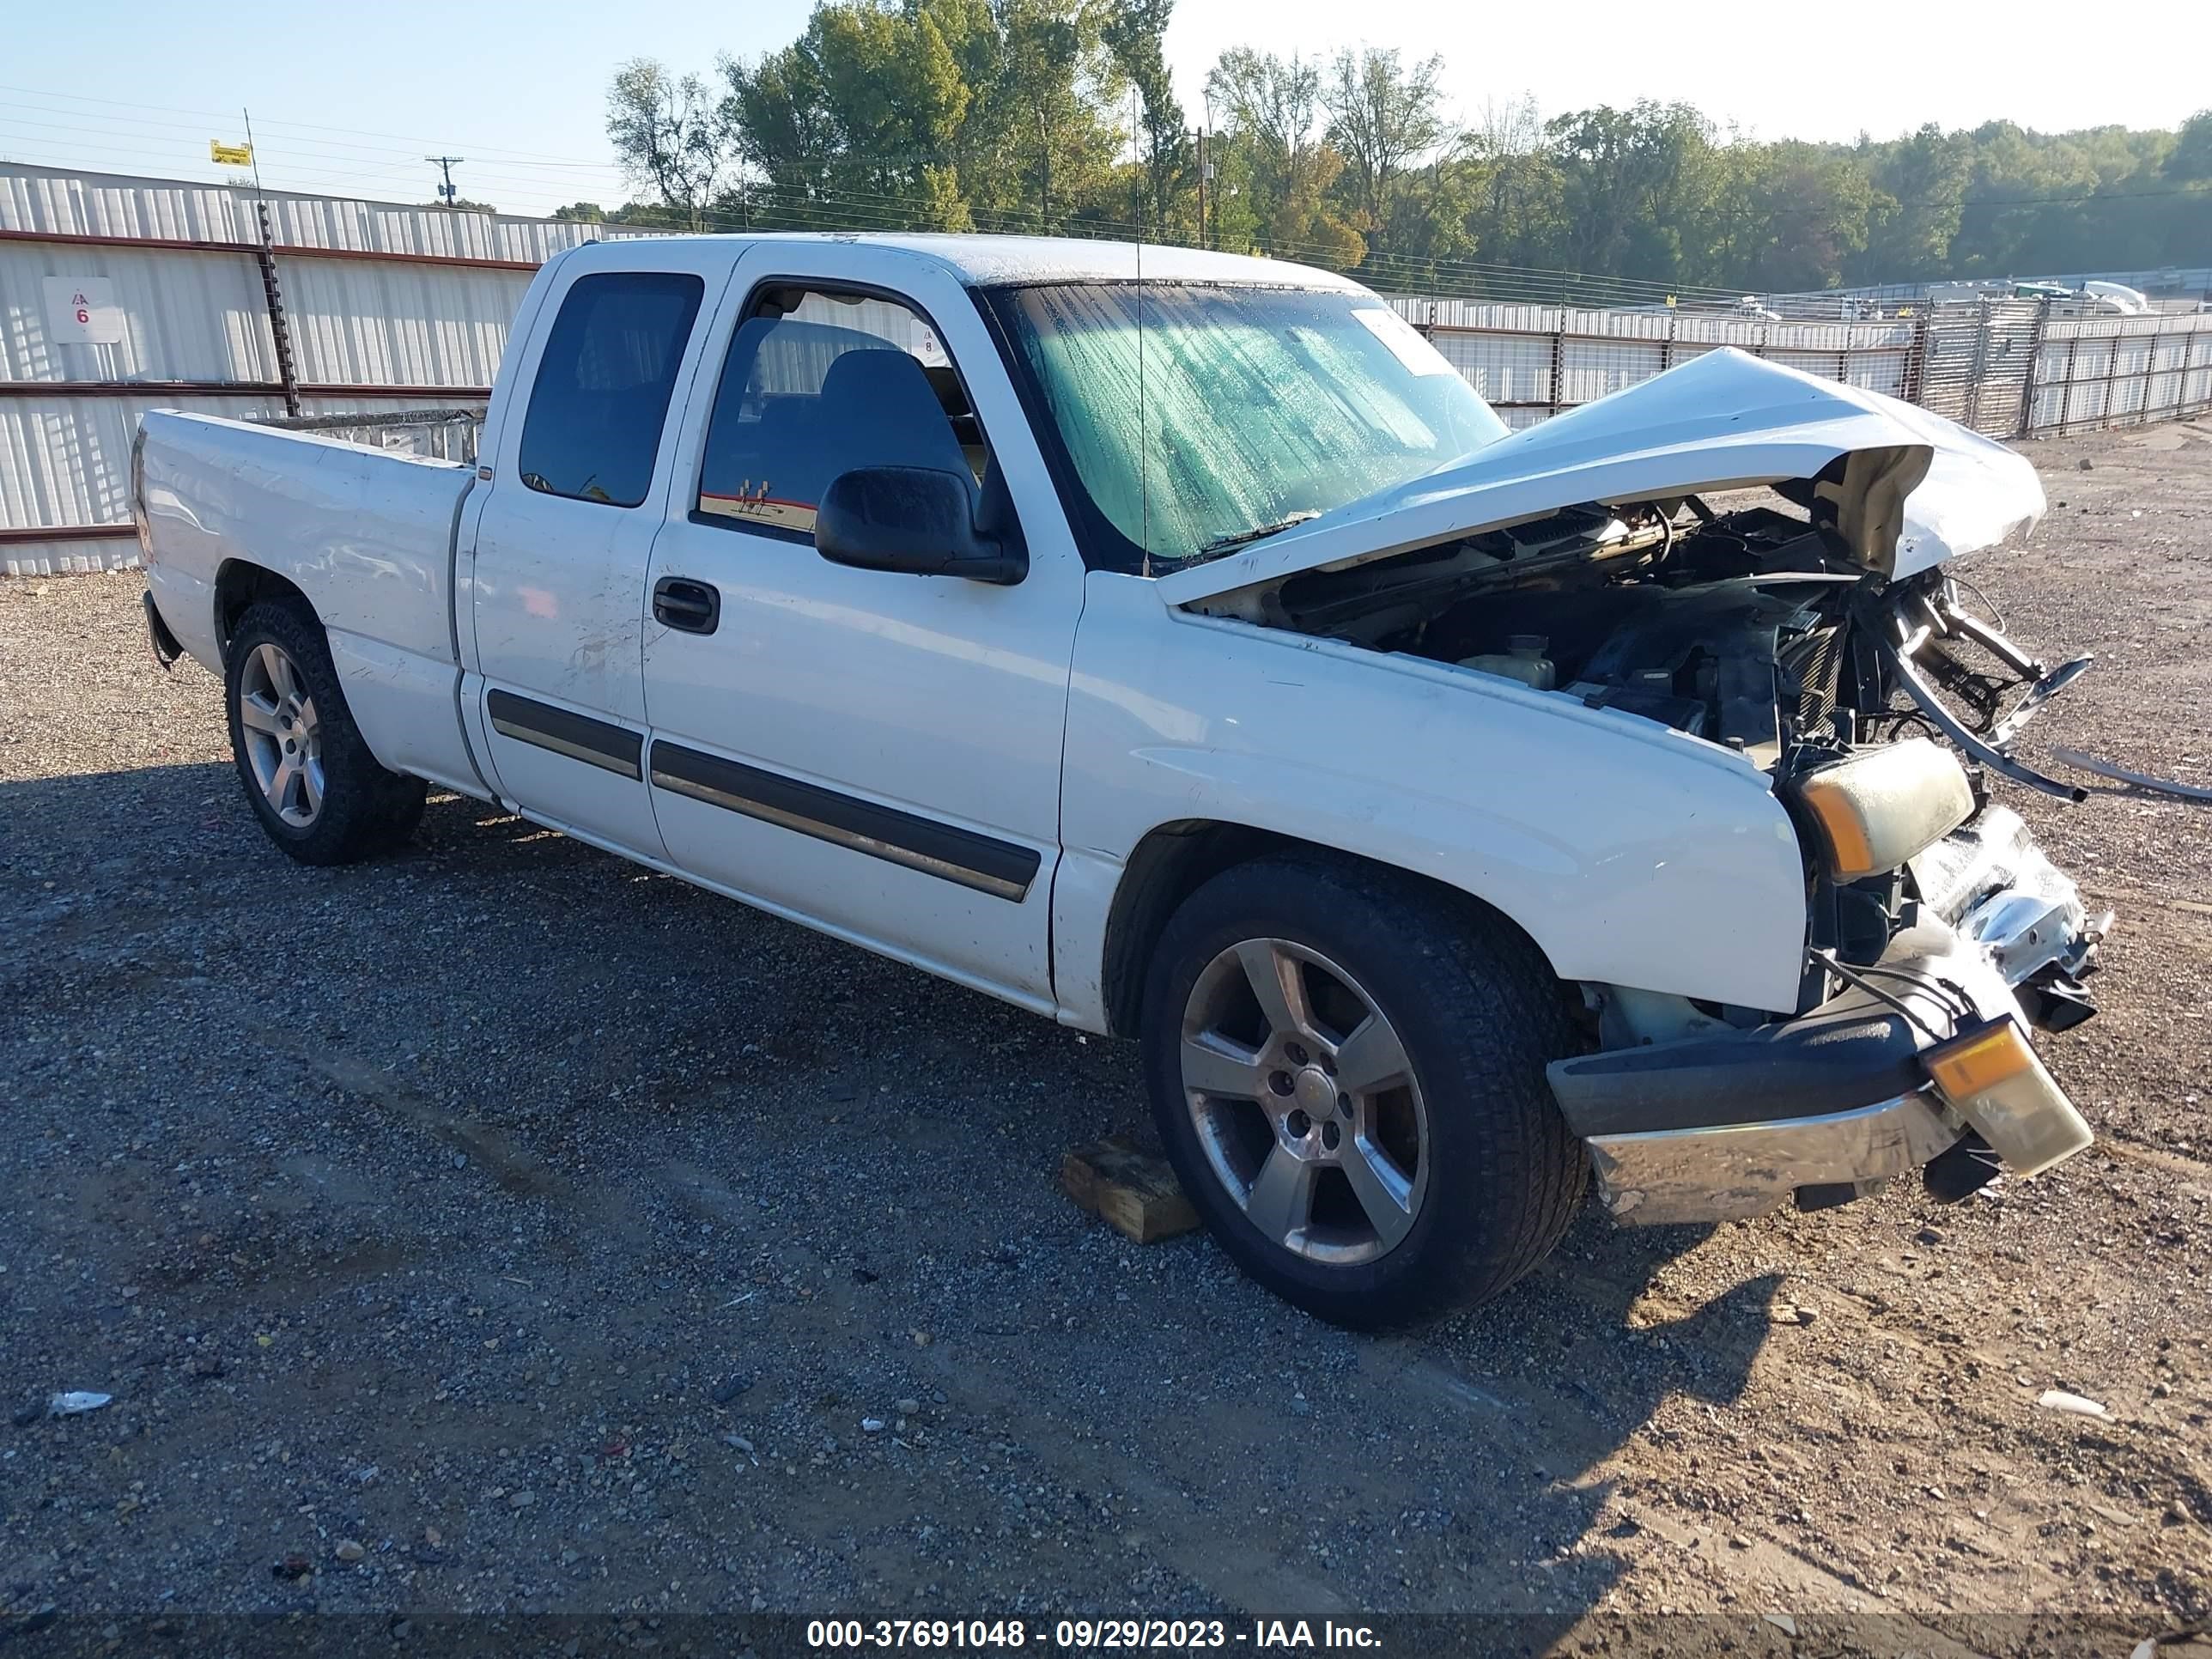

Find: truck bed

[137,410,483,793]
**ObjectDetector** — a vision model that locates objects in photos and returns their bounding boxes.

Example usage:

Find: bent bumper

[1550,812,2108,1226]
[1577,1094,1959,1226]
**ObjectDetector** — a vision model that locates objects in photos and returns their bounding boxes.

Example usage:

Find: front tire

[223,599,425,866]
[1139,855,1585,1329]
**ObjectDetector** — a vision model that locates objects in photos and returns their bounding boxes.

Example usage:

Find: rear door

[463,243,732,856]
[638,245,1086,1008]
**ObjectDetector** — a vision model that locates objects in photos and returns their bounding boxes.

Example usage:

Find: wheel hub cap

[1178,937,1429,1267]
[238,641,325,830]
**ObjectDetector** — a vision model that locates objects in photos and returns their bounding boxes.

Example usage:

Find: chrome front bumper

[1551,810,2109,1227]
[1583,1094,1960,1226]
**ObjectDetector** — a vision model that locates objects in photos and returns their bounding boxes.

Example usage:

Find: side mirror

[815,466,1027,586]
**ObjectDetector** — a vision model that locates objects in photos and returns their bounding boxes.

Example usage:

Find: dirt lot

[2,421,2209,1656]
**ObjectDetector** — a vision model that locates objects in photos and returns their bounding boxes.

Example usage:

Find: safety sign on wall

[44,277,125,346]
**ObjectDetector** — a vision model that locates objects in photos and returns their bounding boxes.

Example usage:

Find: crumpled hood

[1156,347,2045,605]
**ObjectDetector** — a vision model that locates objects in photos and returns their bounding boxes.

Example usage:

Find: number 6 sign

[44,276,125,345]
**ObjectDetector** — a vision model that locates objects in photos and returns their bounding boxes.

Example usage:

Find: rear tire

[223,599,425,866]
[1139,854,1585,1329]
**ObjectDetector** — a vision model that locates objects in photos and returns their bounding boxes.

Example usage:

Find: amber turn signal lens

[1797,773,1881,878]
[1924,1018,2034,1098]
[1923,1018,2092,1177]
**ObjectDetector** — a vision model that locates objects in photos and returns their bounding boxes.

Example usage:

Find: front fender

[1055,574,1808,1027]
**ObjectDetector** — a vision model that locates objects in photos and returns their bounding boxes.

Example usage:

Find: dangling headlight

[1790,738,1975,880]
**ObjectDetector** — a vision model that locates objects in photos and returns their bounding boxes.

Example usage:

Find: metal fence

[1391,293,2212,440]
[1387,298,1918,430]
[7,161,2211,577]
[2029,311,2212,435]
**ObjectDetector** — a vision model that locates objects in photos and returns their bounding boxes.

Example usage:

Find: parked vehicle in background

[136,234,2115,1328]
[2077,281,2150,314]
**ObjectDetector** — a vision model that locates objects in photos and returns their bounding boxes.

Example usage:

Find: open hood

[1155,348,2045,606]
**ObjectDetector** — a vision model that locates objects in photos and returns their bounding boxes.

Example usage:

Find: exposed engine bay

[1188,483,2108,1030]
[1196,491,2065,773]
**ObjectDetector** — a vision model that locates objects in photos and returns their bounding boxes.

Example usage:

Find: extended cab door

[462,243,732,857]
[639,246,1085,1008]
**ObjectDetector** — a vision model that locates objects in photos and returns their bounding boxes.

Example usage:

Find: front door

[640,248,1085,1008]
[465,249,723,856]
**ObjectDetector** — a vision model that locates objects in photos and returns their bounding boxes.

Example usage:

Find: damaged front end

[1167,350,2113,1226]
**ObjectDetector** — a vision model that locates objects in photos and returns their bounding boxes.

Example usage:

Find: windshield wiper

[1198,510,1321,555]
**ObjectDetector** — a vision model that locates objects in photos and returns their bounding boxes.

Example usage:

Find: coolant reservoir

[1458,633,1556,690]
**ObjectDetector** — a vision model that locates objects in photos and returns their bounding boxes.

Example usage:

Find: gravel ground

[1,421,2208,1656]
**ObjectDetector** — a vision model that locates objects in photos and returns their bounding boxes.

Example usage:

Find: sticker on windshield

[1352,307,1455,376]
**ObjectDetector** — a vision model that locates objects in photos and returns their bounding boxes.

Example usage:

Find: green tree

[606,58,734,231]
[1460,94,1566,274]
[723,1,975,231]
[1744,145,1873,289]
[717,0,1125,235]
[1205,47,1364,266]
[1856,124,1966,282]
[1320,47,1449,256]
[2171,109,2212,180]
[613,14,2211,301]
[1541,103,1730,287]
[1102,0,1186,237]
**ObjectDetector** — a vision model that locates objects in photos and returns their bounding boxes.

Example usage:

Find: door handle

[653,576,720,635]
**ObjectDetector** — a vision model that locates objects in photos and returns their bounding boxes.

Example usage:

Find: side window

[517,271,705,508]
[696,286,985,540]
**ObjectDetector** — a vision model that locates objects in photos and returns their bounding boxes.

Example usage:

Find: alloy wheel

[237,641,324,828]
[1178,937,1430,1265]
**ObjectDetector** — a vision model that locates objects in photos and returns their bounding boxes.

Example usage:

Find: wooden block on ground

[1060,1134,1200,1243]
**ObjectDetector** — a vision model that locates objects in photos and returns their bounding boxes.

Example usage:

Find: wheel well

[1097,821,1560,1037]
[214,561,312,653]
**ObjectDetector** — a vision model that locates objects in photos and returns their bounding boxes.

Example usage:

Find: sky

[3,0,2205,219]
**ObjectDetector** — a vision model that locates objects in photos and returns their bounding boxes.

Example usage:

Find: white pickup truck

[137,234,2112,1328]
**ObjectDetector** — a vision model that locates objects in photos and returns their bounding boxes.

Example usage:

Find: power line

[0,127,616,214]
[0,82,619,167]
[0,100,611,173]
[0,112,620,191]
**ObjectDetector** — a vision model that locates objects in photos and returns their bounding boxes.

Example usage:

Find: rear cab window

[694,286,986,541]
[518,271,706,507]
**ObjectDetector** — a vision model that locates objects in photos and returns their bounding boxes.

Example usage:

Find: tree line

[558,0,2212,300]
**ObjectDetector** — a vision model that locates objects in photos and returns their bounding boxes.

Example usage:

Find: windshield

[989,282,1508,570]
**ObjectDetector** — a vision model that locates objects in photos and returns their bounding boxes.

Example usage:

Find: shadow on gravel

[2,760,1782,1632]
[1367,1216,1780,1632]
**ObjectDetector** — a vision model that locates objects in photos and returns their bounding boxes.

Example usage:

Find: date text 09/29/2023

[805,1619,1385,1650]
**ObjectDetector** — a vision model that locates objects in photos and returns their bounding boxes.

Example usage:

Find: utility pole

[1196,127,1208,251]
[1200,91,1217,252]
[1036,106,1051,230]
[425,155,466,206]
[1131,87,1143,235]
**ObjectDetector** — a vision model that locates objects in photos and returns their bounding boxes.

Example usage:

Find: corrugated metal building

[0,163,670,574]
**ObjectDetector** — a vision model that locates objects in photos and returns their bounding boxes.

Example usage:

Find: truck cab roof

[577,231,1363,292]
